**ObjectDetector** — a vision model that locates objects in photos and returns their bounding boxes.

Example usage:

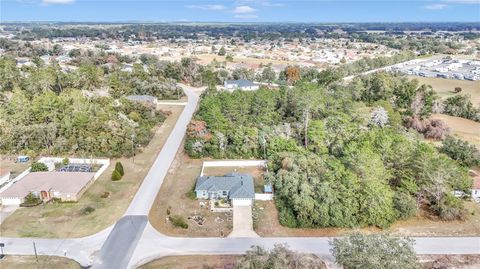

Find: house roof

[225,79,256,88]
[195,172,255,199]
[0,172,95,199]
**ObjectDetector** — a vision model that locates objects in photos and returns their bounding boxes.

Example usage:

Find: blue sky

[1,0,479,22]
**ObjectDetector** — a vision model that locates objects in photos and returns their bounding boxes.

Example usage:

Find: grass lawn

[138,255,239,269]
[149,153,233,237]
[254,200,480,237]
[0,105,183,238]
[0,256,81,269]
[408,76,480,107]
[431,113,480,149]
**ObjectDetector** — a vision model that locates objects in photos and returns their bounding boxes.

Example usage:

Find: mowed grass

[408,76,480,107]
[0,256,81,269]
[0,105,183,238]
[431,113,480,149]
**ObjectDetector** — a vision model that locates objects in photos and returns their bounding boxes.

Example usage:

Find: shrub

[62,157,70,165]
[20,192,42,207]
[454,87,462,93]
[111,169,122,181]
[30,162,48,172]
[440,136,480,167]
[169,215,189,229]
[115,161,124,176]
[100,192,110,198]
[435,194,467,221]
[80,206,96,215]
[393,191,417,220]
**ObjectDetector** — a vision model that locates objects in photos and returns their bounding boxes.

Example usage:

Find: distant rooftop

[225,79,256,88]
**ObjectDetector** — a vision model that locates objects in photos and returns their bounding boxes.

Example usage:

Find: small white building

[224,79,259,91]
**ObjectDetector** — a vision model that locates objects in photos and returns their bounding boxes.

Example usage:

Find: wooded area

[185,72,473,229]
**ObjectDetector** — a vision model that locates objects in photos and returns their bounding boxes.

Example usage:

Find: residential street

[1,84,479,269]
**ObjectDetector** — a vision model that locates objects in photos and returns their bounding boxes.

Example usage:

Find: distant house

[0,171,95,205]
[195,173,255,206]
[224,79,259,91]
[126,95,158,106]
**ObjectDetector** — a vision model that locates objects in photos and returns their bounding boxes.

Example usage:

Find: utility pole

[33,242,40,269]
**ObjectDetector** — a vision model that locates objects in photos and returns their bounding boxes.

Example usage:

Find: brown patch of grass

[408,76,480,107]
[419,255,480,269]
[139,255,239,269]
[0,256,81,269]
[0,105,184,238]
[431,113,480,149]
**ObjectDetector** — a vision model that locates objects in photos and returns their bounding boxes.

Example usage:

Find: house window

[222,191,227,196]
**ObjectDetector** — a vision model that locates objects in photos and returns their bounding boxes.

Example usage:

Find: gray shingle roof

[225,79,256,88]
[195,172,255,199]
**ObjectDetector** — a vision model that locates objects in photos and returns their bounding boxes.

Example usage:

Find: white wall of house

[0,197,22,205]
[255,193,273,201]
[0,172,11,186]
[232,198,253,206]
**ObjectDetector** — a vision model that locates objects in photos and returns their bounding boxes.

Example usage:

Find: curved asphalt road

[2,83,480,269]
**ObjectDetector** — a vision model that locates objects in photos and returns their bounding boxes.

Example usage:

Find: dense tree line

[185,72,472,229]
[0,57,167,157]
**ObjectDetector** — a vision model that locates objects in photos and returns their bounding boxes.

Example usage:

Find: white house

[224,79,259,91]
[194,173,255,206]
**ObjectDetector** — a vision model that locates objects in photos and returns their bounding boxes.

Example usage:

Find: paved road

[1,226,112,267]
[92,216,148,269]
[128,224,480,268]
[125,84,200,216]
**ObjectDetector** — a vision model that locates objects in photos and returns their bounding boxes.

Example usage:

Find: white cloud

[185,4,226,11]
[232,5,257,14]
[443,0,479,3]
[424,3,448,9]
[42,0,75,4]
[234,14,259,19]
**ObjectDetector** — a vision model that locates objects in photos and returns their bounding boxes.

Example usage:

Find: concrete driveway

[0,205,19,225]
[228,205,259,238]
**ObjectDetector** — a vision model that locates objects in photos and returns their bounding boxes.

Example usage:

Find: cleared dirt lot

[0,256,81,269]
[409,76,480,107]
[0,105,183,238]
[254,200,480,237]
[431,113,480,149]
